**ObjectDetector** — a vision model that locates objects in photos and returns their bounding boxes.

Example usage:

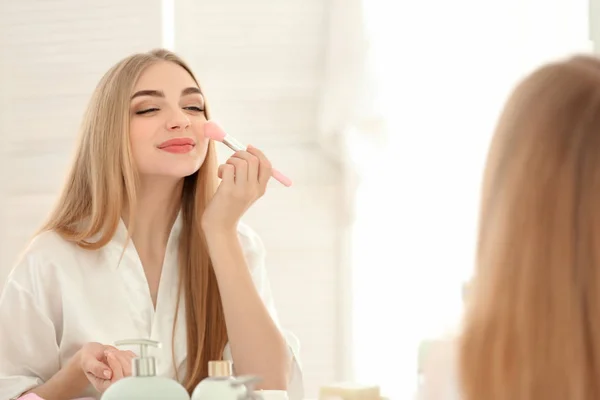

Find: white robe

[0,216,303,400]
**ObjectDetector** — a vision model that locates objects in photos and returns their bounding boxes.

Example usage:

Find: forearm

[25,353,88,400]
[204,228,291,390]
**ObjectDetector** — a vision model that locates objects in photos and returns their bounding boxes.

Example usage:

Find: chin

[140,162,202,180]
[169,164,203,178]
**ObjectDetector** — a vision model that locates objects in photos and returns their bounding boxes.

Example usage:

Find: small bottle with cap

[191,360,258,400]
[100,339,190,400]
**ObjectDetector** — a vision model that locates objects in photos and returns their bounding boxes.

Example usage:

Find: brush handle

[221,136,292,187]
[272,168,292,187]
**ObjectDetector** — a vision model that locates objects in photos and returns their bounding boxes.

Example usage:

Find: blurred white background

[0,0,597,399]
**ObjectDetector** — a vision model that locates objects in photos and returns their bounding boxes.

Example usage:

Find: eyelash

[135,106,204,115]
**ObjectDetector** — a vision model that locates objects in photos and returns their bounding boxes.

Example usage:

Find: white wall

[0,1,344,397]
[592,0,600,52]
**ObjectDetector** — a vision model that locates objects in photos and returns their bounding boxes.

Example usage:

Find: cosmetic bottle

[191,360,261,400]
[100,338,190,400]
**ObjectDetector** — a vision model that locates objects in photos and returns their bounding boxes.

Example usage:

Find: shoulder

[28,229,78,255]
[1,230,83,320]
[5,230,82,293]
[236,221,266,271]
[22,229,82,265]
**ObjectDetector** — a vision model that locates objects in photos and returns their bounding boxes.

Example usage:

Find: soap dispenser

[100,339,190,400]
[191,360,261,400]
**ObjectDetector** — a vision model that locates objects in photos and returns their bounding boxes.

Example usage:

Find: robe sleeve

[0,255,61,400]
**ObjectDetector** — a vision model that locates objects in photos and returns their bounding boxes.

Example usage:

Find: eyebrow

[130,87,203,100]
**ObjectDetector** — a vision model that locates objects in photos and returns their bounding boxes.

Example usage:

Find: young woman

[0,49,303,400]
[458,54,600,399]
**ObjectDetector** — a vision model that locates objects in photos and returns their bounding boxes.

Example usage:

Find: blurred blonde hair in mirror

[459,54,600,400]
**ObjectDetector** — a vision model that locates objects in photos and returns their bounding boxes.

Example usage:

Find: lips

[158,138,196,149]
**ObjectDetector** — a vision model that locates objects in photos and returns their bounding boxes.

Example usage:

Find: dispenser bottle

[191,360,256,400]
[100,339,190,400]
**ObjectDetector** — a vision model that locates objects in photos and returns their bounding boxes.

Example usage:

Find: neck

[123,176,184,248]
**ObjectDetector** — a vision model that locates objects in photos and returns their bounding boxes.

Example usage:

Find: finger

[219,164,235,186]
[112,351,135,377]
[233,150,260,183]
[89,375,112,393]
[247,145,272,187]
[83,357,112,380]
[226,156,248,184]
[105,351,124,381]
[218,164,225,179]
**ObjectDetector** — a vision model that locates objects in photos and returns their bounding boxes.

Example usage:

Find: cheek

[192,124,209,150]
[129,120,156,151]
[198,136,209,152]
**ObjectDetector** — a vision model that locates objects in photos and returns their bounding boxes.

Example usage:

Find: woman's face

[129,61,209,180]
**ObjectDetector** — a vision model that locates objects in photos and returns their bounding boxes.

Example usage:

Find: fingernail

[104,370,111,378]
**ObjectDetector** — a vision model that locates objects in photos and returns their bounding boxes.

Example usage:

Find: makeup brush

[204,120,293,187]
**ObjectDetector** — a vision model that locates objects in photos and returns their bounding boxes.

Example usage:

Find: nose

[167,110,191,131]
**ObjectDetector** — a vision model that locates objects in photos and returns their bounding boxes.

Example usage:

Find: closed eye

[135,108,159,115]
[184,106,204,112]
[135,106,204,115]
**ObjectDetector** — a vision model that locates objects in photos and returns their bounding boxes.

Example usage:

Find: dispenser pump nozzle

[114,339,161,377]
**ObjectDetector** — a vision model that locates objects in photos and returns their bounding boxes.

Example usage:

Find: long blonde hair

[459,55,600,399]
[40,49,227,392]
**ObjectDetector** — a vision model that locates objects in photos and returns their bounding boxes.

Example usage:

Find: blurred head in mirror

[459,55,600,400]
[41,49,226,392]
